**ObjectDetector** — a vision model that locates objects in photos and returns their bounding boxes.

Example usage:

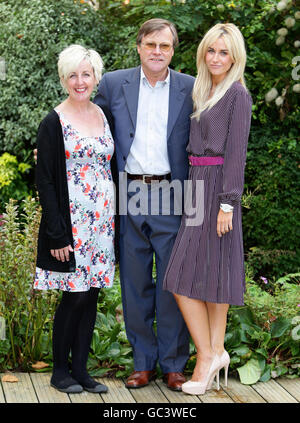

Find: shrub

[226,273,300,384]
[0,0,109,162]
[0,198,58,370]
[242,125,300,279]
[0,153,32,213]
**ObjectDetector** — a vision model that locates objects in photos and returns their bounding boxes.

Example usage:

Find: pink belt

[189,155,224,166]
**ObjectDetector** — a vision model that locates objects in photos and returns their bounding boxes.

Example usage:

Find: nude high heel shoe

[207,350,230,390]
[182,354,221,395]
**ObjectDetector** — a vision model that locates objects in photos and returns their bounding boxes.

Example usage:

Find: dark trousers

[119,180,190,373]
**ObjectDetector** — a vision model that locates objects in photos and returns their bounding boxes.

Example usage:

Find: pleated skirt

[163,165,245,306]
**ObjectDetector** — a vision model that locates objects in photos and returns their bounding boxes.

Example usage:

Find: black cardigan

[36,110,76,272]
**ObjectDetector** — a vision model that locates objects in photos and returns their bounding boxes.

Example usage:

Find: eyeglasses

[141,42,173,53]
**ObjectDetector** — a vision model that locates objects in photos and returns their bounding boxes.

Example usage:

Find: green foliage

[185,271,300,383]
[0,0,109,162]
[89,274,133,378]
[98,0,299,128]
[242,125,300,278]
[226,291,300,384]
[227,270,300,384]
[0,153,32,213]
[244,272,300,324]
[0,198,60,370]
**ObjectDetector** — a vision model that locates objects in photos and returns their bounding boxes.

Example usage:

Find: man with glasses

[94,18,195,391]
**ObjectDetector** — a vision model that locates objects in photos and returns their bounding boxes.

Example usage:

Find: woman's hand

[50,245,73,262]
[217,209,233,238]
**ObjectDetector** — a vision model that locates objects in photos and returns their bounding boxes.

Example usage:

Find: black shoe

[71,374,108,393]
[50,375,83,393]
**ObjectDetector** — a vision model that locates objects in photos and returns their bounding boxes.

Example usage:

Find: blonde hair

[58,44,103,92]
[192,23,247,120]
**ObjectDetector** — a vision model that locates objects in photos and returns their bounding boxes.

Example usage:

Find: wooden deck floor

[0,373,299,404]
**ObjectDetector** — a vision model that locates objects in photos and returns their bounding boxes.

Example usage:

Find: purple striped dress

[163,81,252,305]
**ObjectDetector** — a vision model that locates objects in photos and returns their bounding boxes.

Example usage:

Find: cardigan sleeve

[36,118,70,249]
[218,88,252,206]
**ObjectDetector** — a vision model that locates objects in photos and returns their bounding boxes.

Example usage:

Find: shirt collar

[140,67,170,88]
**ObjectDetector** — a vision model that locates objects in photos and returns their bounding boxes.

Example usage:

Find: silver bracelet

[220,203,234,213]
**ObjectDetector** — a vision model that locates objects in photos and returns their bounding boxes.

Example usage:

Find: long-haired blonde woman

[163,23,252,395]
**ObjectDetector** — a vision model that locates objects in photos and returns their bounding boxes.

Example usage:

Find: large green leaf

[237,358,261,385]
[259,365,271,382]
[107,342,121,358]
[233,307,255,325]
[232,345,251,357]
[270,317,291,338]
[225,329,241,348]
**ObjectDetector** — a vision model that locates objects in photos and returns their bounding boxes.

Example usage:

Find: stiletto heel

[206,350,230,390]
[216,368,220,390]
[224,363,229,387]
[219,350,230,387]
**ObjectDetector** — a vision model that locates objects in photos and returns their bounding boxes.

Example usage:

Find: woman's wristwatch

[220,203,234,213]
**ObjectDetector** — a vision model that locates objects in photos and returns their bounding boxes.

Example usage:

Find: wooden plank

[100,377,136,403]
[252,379,298,403]
[0,376,6,403]
[198,386,234,403]
[125,379,169,403]
[69,390,104,403]
[194,378,234,403]
[0,373,299,403]
[1,372,38,403]
[275,377,300,402]
[69,377,105,403]
[30,372,70,403]
[155,379,202,403]
[221,377,266,403]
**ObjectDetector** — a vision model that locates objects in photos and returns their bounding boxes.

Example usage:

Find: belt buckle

[142,174,153,184]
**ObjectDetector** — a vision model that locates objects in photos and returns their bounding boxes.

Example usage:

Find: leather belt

[126,173,171,184]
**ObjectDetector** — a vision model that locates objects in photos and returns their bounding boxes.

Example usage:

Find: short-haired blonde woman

[163,24,252,395]
[34,45,115,393]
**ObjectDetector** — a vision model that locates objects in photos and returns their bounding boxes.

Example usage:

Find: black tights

[52,288,99,382]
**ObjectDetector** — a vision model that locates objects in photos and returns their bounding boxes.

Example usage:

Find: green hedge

[0,0,109,161]
[242,126,299,279]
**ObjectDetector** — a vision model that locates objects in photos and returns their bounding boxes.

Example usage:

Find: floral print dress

[34,107,115,291]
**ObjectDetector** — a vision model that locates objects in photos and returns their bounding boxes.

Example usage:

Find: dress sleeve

[218,89,252,206]
[36,119,70,249]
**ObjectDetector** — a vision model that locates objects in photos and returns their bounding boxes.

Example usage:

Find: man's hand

[50,245,74,262]
[34,148,37,162]
[217,209,233,238]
